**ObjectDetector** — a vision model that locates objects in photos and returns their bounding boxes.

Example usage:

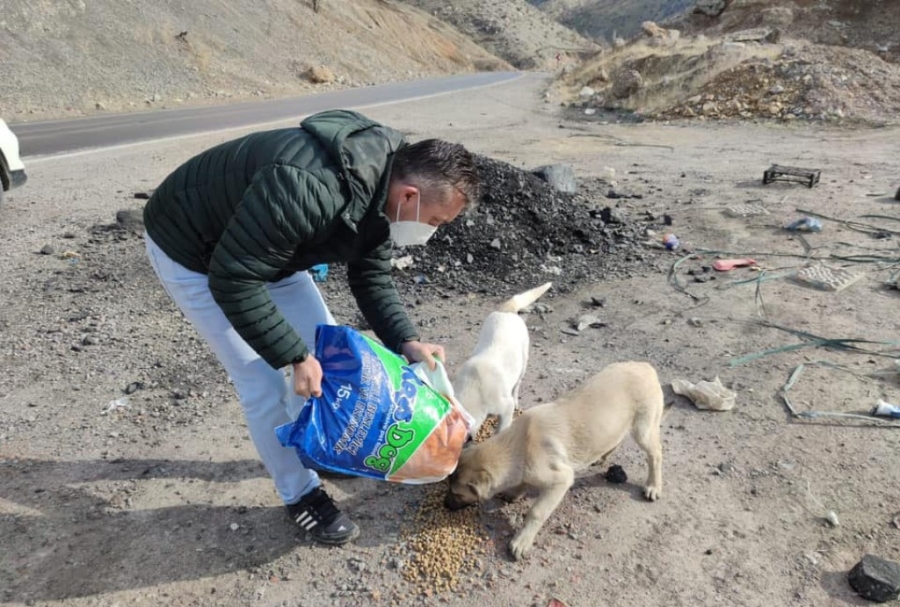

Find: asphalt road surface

[14,71,522,158]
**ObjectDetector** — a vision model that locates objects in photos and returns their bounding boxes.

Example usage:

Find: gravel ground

[2,73,900,607]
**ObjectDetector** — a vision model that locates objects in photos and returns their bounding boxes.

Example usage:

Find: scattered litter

[391,255,414,271]
[672,377,736,411]
[309,264,328,283]
[762,164,821,189]
[548,599,569,607]
[571,314,606,331]
[663,234,680,250]
[713,258,757,271]
[779,363,900,426]
[785,217,823,232]
[605,465,627,484]
[825,510,841,527]
[60,250,81,260]
[103,396,130,414]
[724,204,770,218]
[893,514,900,530]
[124,381,144,395]
[229,523,240,531]
[872,399,900,419]
[794,264,863,292]
[688,317,703,327]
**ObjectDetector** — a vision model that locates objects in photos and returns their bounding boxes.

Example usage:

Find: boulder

[611,69,643,99]
[306,65,335,84]
[848,555,900,603]
[641,21,669,38]
[531,164,576,194]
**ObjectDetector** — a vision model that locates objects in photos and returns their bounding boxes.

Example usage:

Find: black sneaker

[286,487,359,545]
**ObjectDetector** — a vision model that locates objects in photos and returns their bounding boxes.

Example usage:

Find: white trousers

[145,234,333,505]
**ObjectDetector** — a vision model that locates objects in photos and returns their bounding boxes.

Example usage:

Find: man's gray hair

[391,139,480,209]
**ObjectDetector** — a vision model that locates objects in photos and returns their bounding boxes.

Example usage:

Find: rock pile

[393,155,660,296]
[658,43,900,124]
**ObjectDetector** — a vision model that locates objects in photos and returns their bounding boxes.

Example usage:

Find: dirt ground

[2,73,899,607]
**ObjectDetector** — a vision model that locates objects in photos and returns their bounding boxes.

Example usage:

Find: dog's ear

[468,470,492,501]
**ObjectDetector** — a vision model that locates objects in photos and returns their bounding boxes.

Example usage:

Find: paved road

[14,71,522,158]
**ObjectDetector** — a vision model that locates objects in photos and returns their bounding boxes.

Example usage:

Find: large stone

[761,7,794,27]
[641,21,668,38]
[531,164,577,194]
[611,69,643,99]
[895,186,900,201]
[693,0,725,17]
[306,65,335,84]
[848,555,900,603]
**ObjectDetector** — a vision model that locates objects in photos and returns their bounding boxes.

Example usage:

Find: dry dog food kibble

[396,413,522,597]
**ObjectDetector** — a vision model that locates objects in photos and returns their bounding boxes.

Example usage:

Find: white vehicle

[0,118,27,206]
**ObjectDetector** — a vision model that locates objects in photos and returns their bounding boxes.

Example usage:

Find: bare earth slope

[529,0,694,42]
[0,0,509,122]
[551,0,900,125]
[396,0,599,69]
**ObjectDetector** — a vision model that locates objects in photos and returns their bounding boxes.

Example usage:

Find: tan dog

[452,282,552,437]
[445,361,665,560]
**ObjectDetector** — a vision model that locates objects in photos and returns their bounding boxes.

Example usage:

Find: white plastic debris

[872,398,900,418]
[103,396,130,415]
[391,255,414,271]
[672,377,736,411]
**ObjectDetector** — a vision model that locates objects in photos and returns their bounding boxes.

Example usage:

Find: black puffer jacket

[143,110,418,368]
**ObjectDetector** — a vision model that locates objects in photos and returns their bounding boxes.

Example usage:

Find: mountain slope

[396,0,599,69]
[0,0,509,122]
[530,0,694,41]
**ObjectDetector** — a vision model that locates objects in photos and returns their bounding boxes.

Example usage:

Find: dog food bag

[275,325,473,484]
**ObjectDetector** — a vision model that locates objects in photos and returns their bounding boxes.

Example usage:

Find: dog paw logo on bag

[391,367,418,422]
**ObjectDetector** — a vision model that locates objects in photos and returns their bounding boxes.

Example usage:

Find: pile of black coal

[392,154,660,296]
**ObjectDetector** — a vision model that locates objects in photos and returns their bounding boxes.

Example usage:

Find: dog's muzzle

[443,491,472,511]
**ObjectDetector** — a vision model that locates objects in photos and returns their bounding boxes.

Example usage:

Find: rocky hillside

[0,0,510,122]
[681,0,899,63]
[551,0,900,125]
[394,0,599,69]
[529,0,694,42]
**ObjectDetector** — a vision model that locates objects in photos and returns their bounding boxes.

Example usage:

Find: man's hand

[292,354,323,398]
[400,340,446,370]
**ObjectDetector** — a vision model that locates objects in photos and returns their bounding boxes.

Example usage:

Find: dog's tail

[497,282,553,314]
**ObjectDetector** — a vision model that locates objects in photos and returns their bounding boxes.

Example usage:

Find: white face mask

[389,194,437,247]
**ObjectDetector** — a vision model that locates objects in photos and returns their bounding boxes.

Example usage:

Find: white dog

[452,282,552,436]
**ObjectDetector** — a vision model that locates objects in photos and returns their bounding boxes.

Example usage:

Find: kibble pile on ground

[392,155,660,297]
[394,415,518,597]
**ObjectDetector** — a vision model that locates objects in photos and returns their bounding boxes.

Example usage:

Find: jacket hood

[300,110,407,203]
